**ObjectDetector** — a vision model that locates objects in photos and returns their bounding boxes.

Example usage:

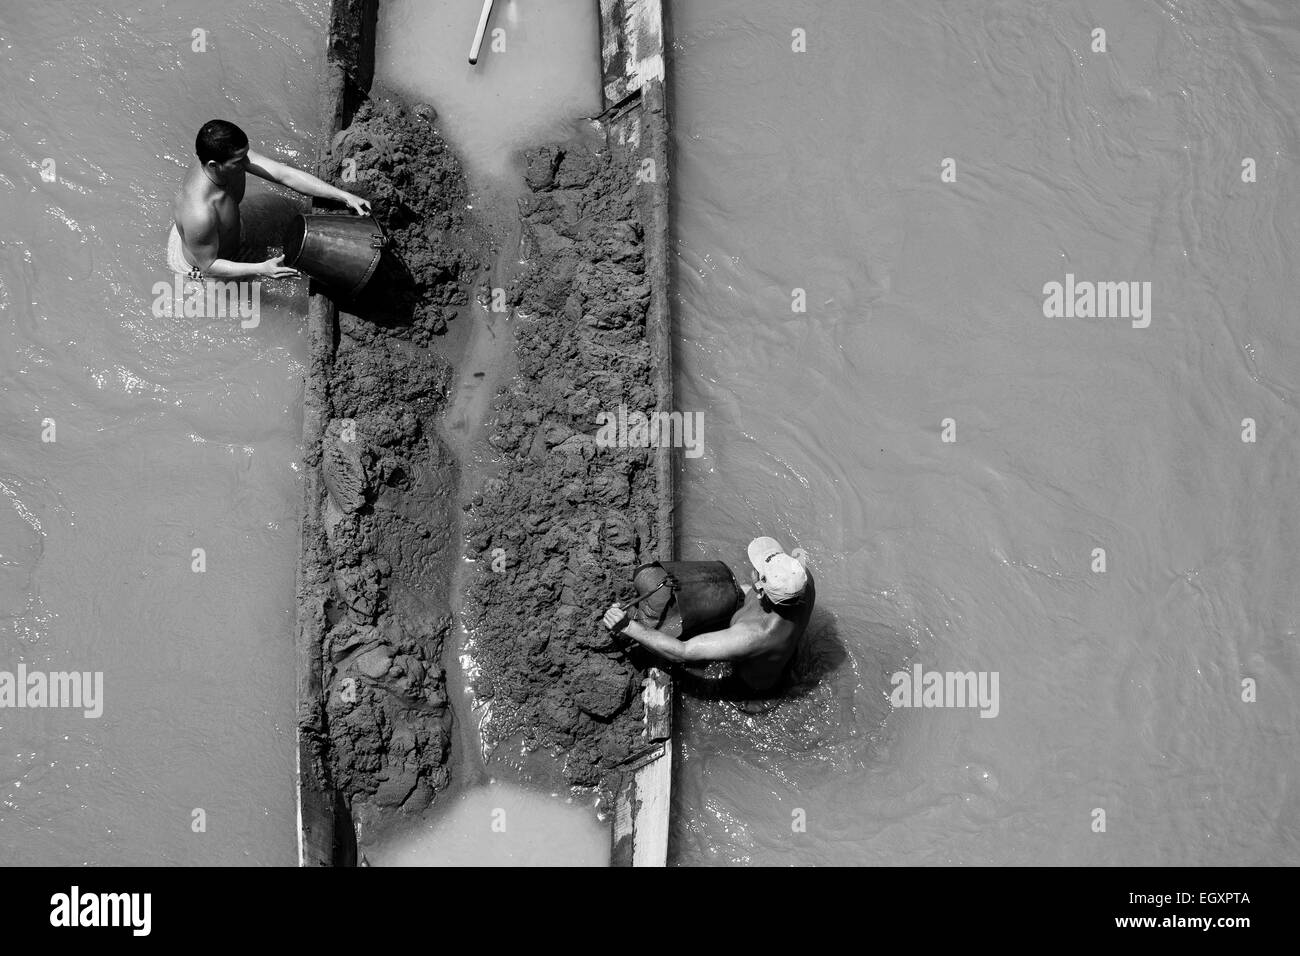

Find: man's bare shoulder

[173,164,212,214]
[729,617,784,656]
[173,191,217,240]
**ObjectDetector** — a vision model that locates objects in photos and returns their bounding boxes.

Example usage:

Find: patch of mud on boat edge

[295,0,377,869]
[600,0,676,868]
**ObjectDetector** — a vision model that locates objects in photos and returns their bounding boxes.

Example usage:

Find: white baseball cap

[747,536,808,604]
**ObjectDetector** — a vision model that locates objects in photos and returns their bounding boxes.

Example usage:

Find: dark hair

[195,120,248,165]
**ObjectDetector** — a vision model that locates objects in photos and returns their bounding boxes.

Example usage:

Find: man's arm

[246,149,371,215]
[602,605,759,665]
[177,202,293,279]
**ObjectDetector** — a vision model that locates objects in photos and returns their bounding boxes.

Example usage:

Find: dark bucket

[283,213,387,298]
[631,560,744,639]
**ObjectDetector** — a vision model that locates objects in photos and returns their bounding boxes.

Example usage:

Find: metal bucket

[283,213,387,298]
[631,560,744,639]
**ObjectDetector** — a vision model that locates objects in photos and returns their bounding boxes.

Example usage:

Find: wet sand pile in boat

[299,96,488,817]
[462,141,663,788]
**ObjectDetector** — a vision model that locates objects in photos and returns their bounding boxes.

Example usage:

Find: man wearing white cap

[602,536,815,693]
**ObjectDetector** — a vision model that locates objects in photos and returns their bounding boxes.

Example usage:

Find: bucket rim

[283,214,308,268]
[347,243,384,299]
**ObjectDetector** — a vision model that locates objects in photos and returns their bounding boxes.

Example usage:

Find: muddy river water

[669,0,1300,865]
[2,0,1298,866]
[0,0,313,864]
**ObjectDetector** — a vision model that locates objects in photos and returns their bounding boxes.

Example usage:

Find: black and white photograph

[0,0,1292,931]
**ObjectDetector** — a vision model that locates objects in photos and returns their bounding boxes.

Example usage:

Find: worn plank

[601,0,675,869]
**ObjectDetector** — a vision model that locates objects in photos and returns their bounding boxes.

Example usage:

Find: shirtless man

[602,537,815,693]
[169,119,371,280]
